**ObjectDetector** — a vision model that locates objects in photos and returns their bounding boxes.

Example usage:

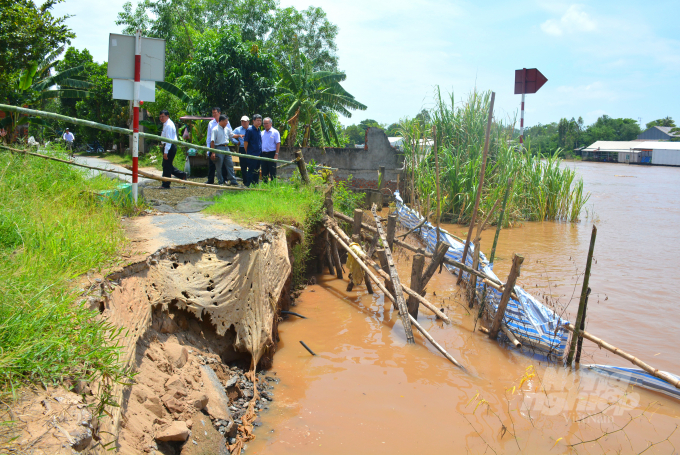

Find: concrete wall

[278,127,404,192]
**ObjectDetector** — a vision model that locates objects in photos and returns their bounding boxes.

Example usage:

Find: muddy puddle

[249,162,680,454]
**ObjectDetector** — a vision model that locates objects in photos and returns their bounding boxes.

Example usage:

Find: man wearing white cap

[232,116,250,181]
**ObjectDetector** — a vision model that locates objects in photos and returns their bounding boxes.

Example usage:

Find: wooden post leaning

[567,225,597,365]
[489,253,524,340]
[458,92,495,284]
[327,226,466,371]
[370,205,414,344]
[330,221,451,324]
[325,197,343,279]
[352,209,363,236]
[334,210,507,289]
[386,214,398,251]
[407,253,425,318]
[295,150,311,184]
[420,242,450,292]
[468,239,481,308]
[575,287,591,363]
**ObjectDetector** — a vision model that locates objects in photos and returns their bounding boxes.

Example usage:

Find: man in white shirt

[210,115,238,186]
[260,117,280,183]
[62,128,75,157]
[159,110,187,188]
[206,107,233,184]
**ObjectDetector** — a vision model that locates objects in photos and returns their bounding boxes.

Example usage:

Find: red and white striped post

[131,29,141,203]
[519,68,526,149]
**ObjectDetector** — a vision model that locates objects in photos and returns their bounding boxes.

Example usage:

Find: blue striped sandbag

[585,365,680,400]
[393,191,570,357]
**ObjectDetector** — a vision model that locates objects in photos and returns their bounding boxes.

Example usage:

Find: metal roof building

[637,126,680,141]
[632,141,680,166]
[581,141,643,162]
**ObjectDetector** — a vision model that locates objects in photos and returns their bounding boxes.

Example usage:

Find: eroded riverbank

[249,161,680,454]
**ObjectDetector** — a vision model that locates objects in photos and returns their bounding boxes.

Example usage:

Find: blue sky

[53,0,679,128]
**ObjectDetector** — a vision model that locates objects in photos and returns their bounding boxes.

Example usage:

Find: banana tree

[276,53,366,147]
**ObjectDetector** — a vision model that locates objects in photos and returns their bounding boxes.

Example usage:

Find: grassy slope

[0,147,132,398]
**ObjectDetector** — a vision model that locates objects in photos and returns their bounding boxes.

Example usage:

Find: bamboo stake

[0,103,338,170]
[325,197,343,279]
[407,253,425,318]
[432,125,442,246]
[324,230,335,275]
[468,238,481,308]
[328,228,466,371]
[458,92,495,284]
[567,225,597,365]
[126,166,258,191]
[489,178,513,265]
[1,145,133,177]
[331,221,451,324]
[386,214,397,251]
[575,287,591,364]
[420,242,450,291]
[501,325,522,348]
[336,210,505,287]
[489,253,523,340]
[370,205,414,344]
[563,324,680,389]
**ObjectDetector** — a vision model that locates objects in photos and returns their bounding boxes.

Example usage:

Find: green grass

[0,145,133,406]
[206,181,325,227]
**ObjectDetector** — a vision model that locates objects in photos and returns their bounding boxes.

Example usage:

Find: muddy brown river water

[250,162,680,454]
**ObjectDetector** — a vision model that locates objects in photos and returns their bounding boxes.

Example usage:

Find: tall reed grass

[399,88,589,224]
[0,146,133,405]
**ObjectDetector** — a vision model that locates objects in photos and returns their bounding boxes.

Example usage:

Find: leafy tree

[0,0,74,97]
[116,0,339,73]
[277,53,366,147]
[344,124,365,146]
[184,28,278,122]
[385,122,401,137]
[645,117,675,129]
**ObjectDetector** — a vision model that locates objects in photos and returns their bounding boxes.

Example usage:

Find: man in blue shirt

[243,114,263,187]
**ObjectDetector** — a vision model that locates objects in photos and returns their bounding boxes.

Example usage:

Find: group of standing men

[159,107,281,188]
[205,107,280,187]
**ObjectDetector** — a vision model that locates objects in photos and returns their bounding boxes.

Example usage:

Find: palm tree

[277,53,366,147]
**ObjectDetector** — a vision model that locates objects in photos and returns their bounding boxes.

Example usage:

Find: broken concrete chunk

[155,421,190,442]
[165,342,189,369]
[70,425,93,451]
[200,365,232,422]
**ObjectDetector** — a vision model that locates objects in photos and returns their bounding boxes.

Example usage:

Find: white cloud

[541,5,596,36]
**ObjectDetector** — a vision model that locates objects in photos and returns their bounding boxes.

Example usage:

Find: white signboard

[112,79,156,102]
[107,33,166,82]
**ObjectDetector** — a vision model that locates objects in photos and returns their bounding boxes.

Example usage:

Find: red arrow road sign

[514,68,547,94]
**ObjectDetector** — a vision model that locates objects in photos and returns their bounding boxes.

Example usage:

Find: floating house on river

[581,140,680,166]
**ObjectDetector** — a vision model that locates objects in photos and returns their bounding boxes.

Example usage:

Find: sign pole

[520,68,526,149]
[132,29,141,204]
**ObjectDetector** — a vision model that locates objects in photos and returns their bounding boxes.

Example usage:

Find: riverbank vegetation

[399,89,590,224]
[0,147,134,406]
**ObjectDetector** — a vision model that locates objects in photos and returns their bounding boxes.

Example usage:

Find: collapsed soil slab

[95,213,292,453]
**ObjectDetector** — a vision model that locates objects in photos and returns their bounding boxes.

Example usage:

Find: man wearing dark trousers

[159,110,187,188]
[231,115,249,179]
[205,107,220,184]
[243,114,263,187]
[260,117,280,183]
